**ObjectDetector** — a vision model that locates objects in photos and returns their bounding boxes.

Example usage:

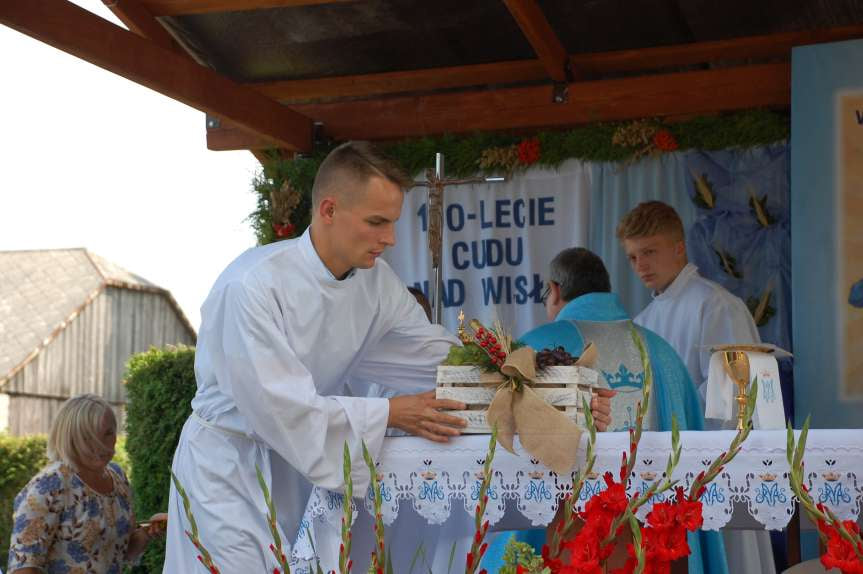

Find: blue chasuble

[481,293,727,574]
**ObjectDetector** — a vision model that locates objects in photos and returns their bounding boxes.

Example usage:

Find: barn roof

[0,248,195,385]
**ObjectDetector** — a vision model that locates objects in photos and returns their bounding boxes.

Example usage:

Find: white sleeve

[349,278,458,396]
[216,278,389,493]
[696,292,761,389]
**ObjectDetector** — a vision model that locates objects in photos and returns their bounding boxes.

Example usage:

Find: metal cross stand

[413,153,505,324]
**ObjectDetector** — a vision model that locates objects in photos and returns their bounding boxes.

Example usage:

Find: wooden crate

[435,365,599,433]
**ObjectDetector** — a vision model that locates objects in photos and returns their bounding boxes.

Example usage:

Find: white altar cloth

[292,429,863,571]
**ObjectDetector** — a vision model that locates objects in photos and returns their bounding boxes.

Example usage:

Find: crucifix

[414,153,505,324]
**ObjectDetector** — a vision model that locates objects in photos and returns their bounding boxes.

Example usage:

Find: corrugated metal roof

[0,249,193,383]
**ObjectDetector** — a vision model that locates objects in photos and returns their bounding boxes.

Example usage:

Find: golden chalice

[722,350,751,430]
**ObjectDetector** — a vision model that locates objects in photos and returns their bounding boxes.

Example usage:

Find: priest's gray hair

[48,394,116,469]
[549,247,611,302]
[312,141,413,206]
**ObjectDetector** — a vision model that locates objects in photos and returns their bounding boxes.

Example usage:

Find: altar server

[619,200,774,574]
[620,201,759,401]
[163,142,469,572]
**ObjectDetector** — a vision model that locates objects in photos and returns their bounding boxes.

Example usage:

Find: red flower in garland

[518,137,541,165]
[652,129,678,152]
[273,222,295,238]
[818,518,863,574]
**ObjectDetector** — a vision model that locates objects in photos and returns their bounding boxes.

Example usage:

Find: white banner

[384,160,591,337]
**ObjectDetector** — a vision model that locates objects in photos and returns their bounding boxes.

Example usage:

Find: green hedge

[0,433,48,567]
[125,345,197,573]
[0,435,130,567]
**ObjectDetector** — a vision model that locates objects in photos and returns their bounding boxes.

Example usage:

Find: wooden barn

[0,248,196,435]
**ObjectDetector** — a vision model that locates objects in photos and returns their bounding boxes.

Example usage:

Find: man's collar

[300,227,356,282]
[557,292,629,322]
[653,263,697,300]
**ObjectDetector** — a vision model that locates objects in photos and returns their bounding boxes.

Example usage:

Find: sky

[0,0,260,329]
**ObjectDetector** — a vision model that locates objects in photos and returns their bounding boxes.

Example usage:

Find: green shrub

[124,345,196,573]
[0,433,48,567]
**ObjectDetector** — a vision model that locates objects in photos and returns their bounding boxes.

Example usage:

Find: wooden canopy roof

[4,0,863,157]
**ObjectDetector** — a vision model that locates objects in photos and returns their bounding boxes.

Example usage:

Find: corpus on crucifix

[414,153,505,324]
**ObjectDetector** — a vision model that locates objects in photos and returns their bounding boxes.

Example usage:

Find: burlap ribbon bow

[485,344,597,475]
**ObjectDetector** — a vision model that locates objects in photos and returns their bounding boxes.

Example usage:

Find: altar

[292,429,863,572]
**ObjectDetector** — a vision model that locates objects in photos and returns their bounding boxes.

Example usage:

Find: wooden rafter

[1,0,313,151]
[570,24,863,75]
[209,62,790,150]
[140,0,352,16]
[253,59,550,103]
[247,26,863,105]
[502,0,569,82]
[102,0,180,52]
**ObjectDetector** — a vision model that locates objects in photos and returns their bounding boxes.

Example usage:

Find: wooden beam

[208,62,790,150]
[103,0,180,52]
[247,25,863,104]
[570,24,863,75]
[252,59,549,103]
[1,0,313,151]
[207,119,282,150]
[502,0,569,82]
[141,0,353,16]
[105,0,293,156]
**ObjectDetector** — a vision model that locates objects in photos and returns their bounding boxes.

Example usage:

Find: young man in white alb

[619,200,774,574]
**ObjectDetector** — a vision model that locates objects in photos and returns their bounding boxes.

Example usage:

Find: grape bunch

[535,346,577,369]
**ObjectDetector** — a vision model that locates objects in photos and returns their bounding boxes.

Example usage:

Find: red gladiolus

[583,473,628,520]
[818,519,863,574]
[674,498,704,531]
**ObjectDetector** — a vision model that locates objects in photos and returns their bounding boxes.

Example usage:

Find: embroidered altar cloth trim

[303,429,862,531]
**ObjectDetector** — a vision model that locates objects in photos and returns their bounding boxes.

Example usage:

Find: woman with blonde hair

[7,394,166,573]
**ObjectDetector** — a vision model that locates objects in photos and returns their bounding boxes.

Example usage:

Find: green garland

[249,109,788,245]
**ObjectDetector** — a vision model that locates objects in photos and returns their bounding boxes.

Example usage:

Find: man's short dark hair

[549,247,611,302]
[312,141,413,207]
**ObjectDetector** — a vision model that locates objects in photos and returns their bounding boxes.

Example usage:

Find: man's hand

[590,388,616,432]
[388,390,467,443]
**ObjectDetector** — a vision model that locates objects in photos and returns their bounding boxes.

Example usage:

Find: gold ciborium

[722,350,751,430]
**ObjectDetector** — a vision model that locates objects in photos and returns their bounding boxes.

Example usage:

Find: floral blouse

[7,461,135,574]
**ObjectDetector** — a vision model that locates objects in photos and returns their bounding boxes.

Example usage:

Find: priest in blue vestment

[482,247,727,574]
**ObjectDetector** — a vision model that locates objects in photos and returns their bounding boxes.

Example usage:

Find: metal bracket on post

[310,121,331,157]
[205,114,221,129]
[552,82,568,104]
